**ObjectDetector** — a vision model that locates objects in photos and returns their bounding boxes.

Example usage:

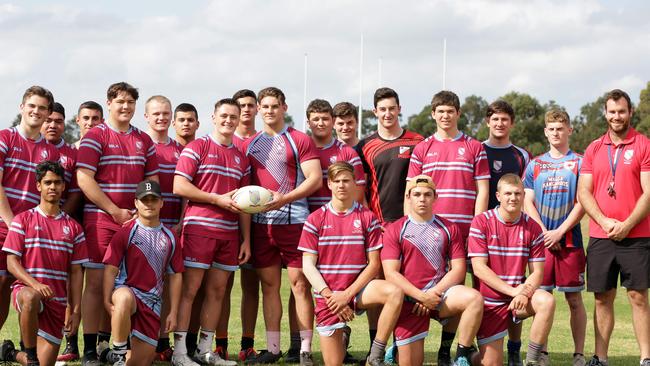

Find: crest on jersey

[40,150,48,160]
[329,155,337,163]
[353,219,361,229]
[135,141,144,150]
[457,147,465,156]
[174,151,180,159]
[563,161,576,170]
[63,226,70,235]
[235,156,241,164]
[399,146,410,154]
[624,149,634,163]
[60,155,68,165]
[493,160,502,172]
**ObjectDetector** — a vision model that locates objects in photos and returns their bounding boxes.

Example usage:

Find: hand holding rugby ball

[233,185,274,214]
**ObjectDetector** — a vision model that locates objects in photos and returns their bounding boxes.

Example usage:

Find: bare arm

[0,171,15,225]
[77,168,134,225]
[341,250,381,299]
[525,260,544,291]
[173,175,240,213]
[577,173,612,231]
[7,254,53,298]
[610,171,650,240]
[431,258,467,294]
[66,264,83,332]
[238,213,251,264]
[474,179,489,215]
[302,253,328,293]
[165,272,182,332]
[266,159,322,210]
[102,264,119,313]
[523,189,546,230]
[383,259,427,301]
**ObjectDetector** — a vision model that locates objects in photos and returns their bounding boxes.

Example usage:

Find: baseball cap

[405,175,436,194]
[135,180,162,200]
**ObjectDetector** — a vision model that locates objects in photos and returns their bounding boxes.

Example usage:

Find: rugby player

[524,109,586,366]
[242,87,322,364]
[76,82,159,366]
[299,162,403,366]
[172,103,200,147]
[0,161,86,366]
[102,180,183,366]
[74,101,104,148]
[468,174,555,366]
[172,98,249,366]
[333,102,361,149]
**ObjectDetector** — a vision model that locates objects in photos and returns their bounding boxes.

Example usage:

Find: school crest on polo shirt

[329,155,337,164]
[563,161,576,170]
[624,150,634,164]
[398,146,412,158]
[457,147,466,156]
[352,219,362,233]
[135,141,144,154]
[493,160,502,172]
[234,156,241,165]
[62,225,71,239]
[40,150,49,161]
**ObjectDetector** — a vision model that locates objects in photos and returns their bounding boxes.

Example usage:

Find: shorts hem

[83,262,104,269]
[183,261,210,269]
[557,285,585,292]
[395,331,428,347]
[211,262,238,272]
[38,329,62,345]
[477,330,508,346]
[316,322,346,337]
[132,329,158,347]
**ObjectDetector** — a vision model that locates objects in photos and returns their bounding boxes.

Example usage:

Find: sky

[0,0,648,136]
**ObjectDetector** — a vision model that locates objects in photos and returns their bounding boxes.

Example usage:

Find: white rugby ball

[233,185,273,214]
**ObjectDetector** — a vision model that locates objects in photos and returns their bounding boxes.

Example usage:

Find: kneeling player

[299,162,404,366]
[1,161,87,366]
[468,174,555,366]
[102,180,184,365]
[382,175,482,366]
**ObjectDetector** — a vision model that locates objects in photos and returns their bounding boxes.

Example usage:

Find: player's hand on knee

[326,291,351,314]
[421,289,442,310]
[336,305,355,322]
[508,294,528,311]
[33,282,54,299]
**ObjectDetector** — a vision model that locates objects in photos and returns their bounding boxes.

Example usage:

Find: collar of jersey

[482,140,513,149]
[15,126,44,144]
[494,206,522,225]
[603,127,638,146]
[208,133,233,148]
[105,122,133,135]
[35,205,64,220]
[319,138,336,150]
[261,125,289,138]
[326,201,358,216]
[135,218,163,231]
[407,214,435,225]
[434,131,463,142]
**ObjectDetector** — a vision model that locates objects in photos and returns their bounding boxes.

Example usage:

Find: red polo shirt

[581,127,650,238]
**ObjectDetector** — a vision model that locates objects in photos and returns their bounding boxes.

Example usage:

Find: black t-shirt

[482,141,531,209]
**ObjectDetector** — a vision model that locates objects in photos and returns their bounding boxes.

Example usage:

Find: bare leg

[593,288,616,360]
[627,289,650,359]
[565,291,587,355]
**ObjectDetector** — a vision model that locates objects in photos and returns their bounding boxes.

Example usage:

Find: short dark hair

[306,99,333,119]
[22,86,54,112]
[174,103,199,120]
[258,87,286,105]
[431,90,461,111]
[604,89,633,112]
[107,82,139,101]
[78,101,103,118]
[373,87,399,108]
[332,102,358,122]
[233,89,257,102]
[52,102,65,118]
[36,160,65,182]
[214,98,241,113]
[486,100,514,122]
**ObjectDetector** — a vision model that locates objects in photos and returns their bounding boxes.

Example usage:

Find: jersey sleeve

[103,226,130,267]
[166,230,184,274]
[641,138,650,172]
[2,215,26,257]
[71,221,89,265]
[143,135,160,177]
[365,211,382,252]
[297,132,319,163]
[174,140,201,182]
[344,147,366,186]
[580,141,596,175]
[240,154,251,187]
[528,220,545,262]
[447,222,467,260]
[467,216,488,258]
[474,142,491,180]
[523,160,535,190]
[0,130,10,172]
[297,212,320,255]
[67,149,81,193]
[380,221,401,261]
[76,127,103,172]
[406,143,424,179]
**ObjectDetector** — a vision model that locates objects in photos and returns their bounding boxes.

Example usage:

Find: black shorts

[586,237,650,292]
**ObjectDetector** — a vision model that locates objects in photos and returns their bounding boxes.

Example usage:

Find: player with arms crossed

[243,87,322,364]
[102,180,184,366]
[0,86,59,336]
[523,109,586,366]
[468,174,555,366]
[0,161,87,366]
[76,82,159,366]
[172,98,249,366]
[299,162,403,366]
[382,175,483,366]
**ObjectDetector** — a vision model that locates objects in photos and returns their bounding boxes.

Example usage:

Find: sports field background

[0,218,643,365]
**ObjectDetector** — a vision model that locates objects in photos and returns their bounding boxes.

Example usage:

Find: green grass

[0,218,644,365]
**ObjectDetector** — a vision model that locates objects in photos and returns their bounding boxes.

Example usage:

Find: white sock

[266,331,281,354]
[299,330,313,353]
[173,331,187,356]
[197,330,215,355]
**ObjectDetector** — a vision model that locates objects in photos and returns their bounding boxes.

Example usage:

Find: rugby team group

[0,83,648,366]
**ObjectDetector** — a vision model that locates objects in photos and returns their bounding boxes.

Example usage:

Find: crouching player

[299,162,404,366]
[102,180,184,365]
[0,161,87,366]
[468,174,555,366]
[382,175,483,366]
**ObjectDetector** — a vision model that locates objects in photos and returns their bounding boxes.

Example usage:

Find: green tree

[64,116,80,144]
[571,96,607,153]
[284,113,294,128]
[636,81,650,135]
[406,105,434,137]
[360,109,377,138]
[497,92,549,156]
[459,95,488,137]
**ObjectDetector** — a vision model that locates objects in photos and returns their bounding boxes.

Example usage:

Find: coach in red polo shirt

[578,89,650,366]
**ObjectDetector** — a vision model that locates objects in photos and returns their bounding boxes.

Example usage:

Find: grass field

[0,218,645,365]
